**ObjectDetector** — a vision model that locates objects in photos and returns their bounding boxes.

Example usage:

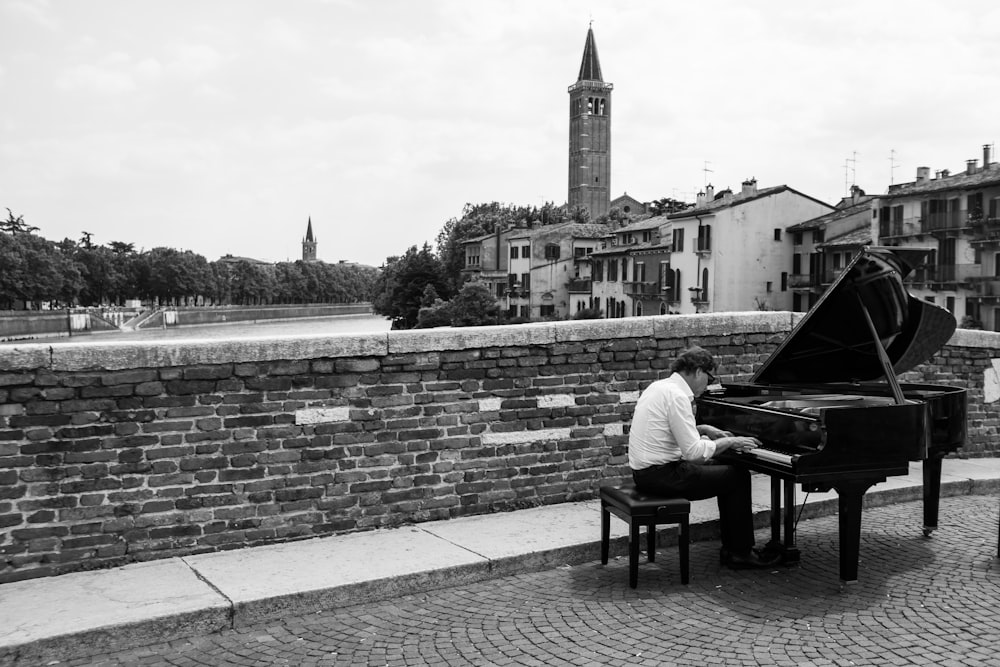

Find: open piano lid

[753,246,957,385]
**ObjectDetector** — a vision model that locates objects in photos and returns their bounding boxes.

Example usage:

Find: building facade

[589,216,671,318]
[876,144,1000,330]
[610,193,646,217]
[461,227,514,305]
[665,179,834,314]
[567,26,612,219]
[462,222,608,320]
[786,185,874,311]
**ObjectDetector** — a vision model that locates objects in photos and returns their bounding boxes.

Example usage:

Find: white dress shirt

[628,373,717,469]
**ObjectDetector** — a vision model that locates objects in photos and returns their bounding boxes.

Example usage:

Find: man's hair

[670,346,716,374]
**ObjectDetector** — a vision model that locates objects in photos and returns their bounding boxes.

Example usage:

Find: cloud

[165,42,228,78]
[54,63,137,94]
[3,0,57,31]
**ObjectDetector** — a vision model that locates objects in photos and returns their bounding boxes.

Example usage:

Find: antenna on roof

[702,161,713,188]
[843,151,858,195]
[888,149,898,186]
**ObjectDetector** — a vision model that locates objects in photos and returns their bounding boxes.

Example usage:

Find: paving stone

[49,494,1000,666]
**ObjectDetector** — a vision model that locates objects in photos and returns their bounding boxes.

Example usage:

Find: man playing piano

[629,346,781,570]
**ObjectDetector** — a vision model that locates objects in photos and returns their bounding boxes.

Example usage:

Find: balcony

[905,263,979,287]
[623,281,659,297]
[974,279,1000,299]
[822,267,850,285]
[879,217,925,241]
[788,273,820,288]
[969,216,1000,244]
[925,210,971,235]
[567,278,592,293]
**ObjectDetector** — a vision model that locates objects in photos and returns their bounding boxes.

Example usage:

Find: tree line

[0,209,378,310]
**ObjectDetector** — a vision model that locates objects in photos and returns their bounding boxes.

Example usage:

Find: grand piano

[697,246,967,583]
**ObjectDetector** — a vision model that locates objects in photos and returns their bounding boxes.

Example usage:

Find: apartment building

[589,216,671,317]
[875,144,1000,329]
[665,179,834,314]
[461,227,514,305]
[786,185,874,311]
[462,222,608,320]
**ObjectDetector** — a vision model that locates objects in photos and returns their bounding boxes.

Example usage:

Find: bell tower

[568,25,612,219]
[302,217,317,262]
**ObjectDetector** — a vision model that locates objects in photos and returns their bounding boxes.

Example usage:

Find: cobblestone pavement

[62,496,1000,667]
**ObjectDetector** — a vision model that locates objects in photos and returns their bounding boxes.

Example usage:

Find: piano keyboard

[746,448,794,466]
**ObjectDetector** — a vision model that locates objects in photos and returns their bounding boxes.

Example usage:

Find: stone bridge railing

[1,312,997,583]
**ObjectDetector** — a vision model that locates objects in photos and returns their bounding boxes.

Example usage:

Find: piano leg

[783,480,797,558]
[762,477,800,563]
[922,456,943,537]
[768,477,781,545]
[833,479,879,584]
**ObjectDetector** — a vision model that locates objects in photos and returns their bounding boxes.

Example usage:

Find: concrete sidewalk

[2,458,999,665]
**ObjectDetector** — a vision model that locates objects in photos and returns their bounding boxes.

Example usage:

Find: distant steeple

[302,217,317,262]
[577,25,604,83]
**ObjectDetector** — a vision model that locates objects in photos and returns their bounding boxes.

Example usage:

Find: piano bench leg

[598,486,691,588]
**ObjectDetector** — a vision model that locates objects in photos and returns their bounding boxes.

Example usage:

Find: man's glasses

[704,369,718,384]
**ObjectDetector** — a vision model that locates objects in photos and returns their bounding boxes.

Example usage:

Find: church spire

[576,25,603,83]
[302,216,317,262]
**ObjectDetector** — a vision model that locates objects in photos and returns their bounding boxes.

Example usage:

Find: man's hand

[698,424,733,440]
[713,436,762,454]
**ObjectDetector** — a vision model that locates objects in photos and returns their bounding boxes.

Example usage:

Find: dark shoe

[720,548,781,570]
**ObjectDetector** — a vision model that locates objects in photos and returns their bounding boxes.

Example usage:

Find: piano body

[697,247,967,583]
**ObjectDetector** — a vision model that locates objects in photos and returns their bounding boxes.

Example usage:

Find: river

[3,313,393,346]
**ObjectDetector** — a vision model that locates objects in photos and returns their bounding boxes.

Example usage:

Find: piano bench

[600,484,690,588]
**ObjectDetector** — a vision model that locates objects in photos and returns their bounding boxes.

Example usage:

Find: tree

[371,243,448,329]
[415,299,452,328]
[74,244,123,306]
[0,231,80,308]
[448,281,500,327]
[572,306,603,320]
[647,197,692,217]
[1,208,39,235]
[594,206,631,227]
[140,247,213,305]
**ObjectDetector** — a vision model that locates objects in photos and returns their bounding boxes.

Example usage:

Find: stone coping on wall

[0,311,994,373]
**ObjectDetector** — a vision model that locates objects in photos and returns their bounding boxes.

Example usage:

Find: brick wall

[1,313,997,583]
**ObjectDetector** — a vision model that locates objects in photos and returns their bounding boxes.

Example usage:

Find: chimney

[741,178,758,197]
[985,144,993,168]
[941,168,950,178]
[916,167,930,183]
[967,159,978,175]
[696,190,706,207]
[705,184,715,200]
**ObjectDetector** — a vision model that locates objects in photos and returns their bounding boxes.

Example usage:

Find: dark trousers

[632,461,755,554]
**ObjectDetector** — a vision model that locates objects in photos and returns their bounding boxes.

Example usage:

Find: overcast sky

[2,0,999,268]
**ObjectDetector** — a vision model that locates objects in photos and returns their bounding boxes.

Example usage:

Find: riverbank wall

[0,310,121,341]
[136,303,373,330]
[0,312,997,584]
[0,304,373,341]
